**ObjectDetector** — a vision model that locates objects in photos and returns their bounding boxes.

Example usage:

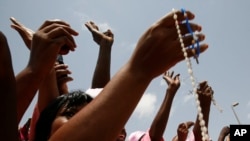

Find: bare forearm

[0,32,18,140]
[193,103,211,141]
[218,126,230,141]
[149,89,177,141]
[50,64,152,141]
[16,67,44,122]
[38,69,59,112]
[91,45,112,88]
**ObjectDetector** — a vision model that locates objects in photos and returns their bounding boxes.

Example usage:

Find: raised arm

[85,21,113,88]
[15,19,78,123]
[149,71,180,141]
[49,9,208,141]
[0,31,18,141]
[218,126,230,141]
[172,121,194,141]
[192,81,214,141]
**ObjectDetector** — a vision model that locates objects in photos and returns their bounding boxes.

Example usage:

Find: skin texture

[172,81,213,141]
[0,31,18,141]
[15,19,78,124]
[10,17,73,95]
[8,9,208,141]
[11,18,75,141]
[192,81,214,141]
[85,21,113,88]
[11,18,120,140]
[148,71,181,141]
[50,103,87,136]
[10,17,34,49]
[47,9,208,141]
[10,17,74,118]
[172,121,194,141]
[218,126,230,141]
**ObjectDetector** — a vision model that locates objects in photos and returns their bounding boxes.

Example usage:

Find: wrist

[125,62,154,83]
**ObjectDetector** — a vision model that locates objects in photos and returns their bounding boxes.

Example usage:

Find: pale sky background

[1,0,250,140]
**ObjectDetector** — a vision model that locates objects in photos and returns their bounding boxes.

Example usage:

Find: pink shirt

[186,131,195,141]
[128,130,164,141]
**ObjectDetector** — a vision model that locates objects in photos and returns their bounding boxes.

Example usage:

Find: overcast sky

[1,0,250,140]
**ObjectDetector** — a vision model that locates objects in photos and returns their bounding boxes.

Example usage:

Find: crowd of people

[0,8,231,141]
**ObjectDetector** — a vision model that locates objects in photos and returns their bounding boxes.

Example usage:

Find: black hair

[34,90,93,141]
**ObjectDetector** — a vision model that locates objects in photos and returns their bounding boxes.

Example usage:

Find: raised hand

[128,10,208,79]
[196,81,214,105]
[54,62,73,95]
[177,121,194,141]
[172,121,194,141]
[163,71,181,92]
[10,17,34,49]
[28,19,79,75]
[85,21,114,47]
[193,81,214,141]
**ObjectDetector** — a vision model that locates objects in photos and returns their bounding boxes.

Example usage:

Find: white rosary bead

[173,14,177,20]
[182,48,186,52]
[197,106,202,113]
[191,82,196,87]
[179,38,183,43]
[199,113,203,120]
[179,34,182,39]
[188,68,192,74]
[194,92,199,99]
[196,100,200,106]
[202,126,208,134]
[199,119,205,127]
[202,132,205,137]
[181,43,185,48]
[183,52,188,58]
[177,29,181,35]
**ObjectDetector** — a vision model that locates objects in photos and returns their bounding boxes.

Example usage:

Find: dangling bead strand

[172,8,209,141]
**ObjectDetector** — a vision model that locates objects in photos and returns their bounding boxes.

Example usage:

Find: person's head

[34,90,93,141]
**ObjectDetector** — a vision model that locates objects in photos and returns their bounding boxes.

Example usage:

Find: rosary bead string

[172,8,209,141]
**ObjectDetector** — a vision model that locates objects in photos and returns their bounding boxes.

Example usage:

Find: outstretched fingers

[85,21,99,32]
[10,17,34,49]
